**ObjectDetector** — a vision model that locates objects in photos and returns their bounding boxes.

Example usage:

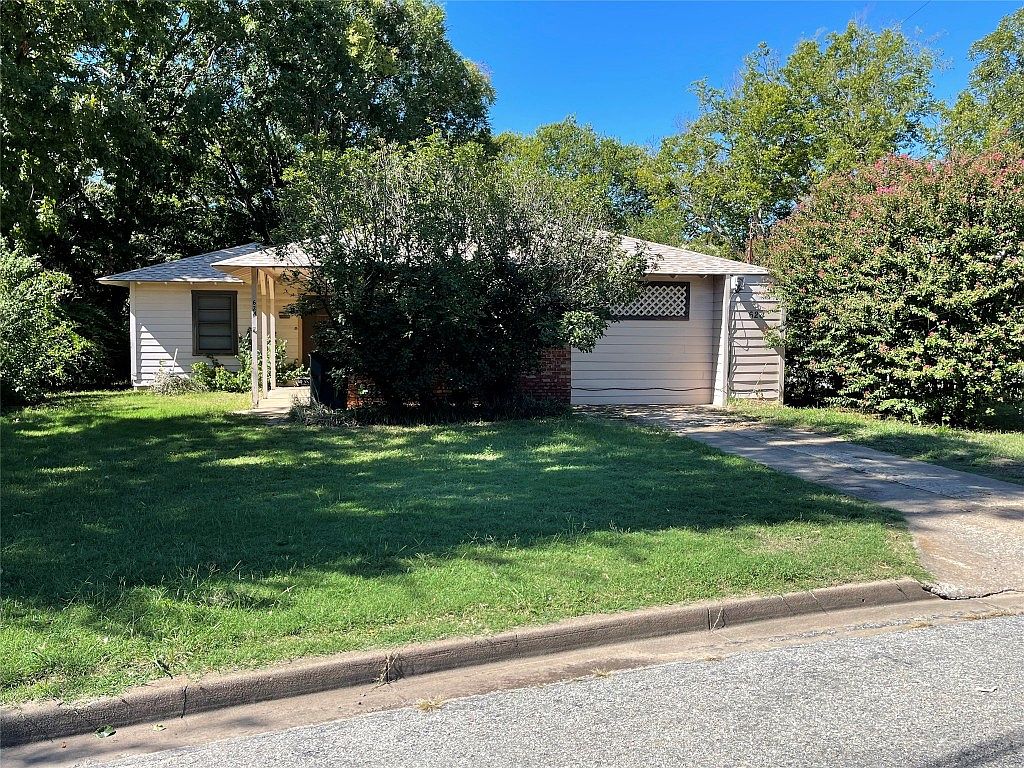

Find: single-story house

[98,235,783,407]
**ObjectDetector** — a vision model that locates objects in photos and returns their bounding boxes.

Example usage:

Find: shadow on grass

[3,393,912,642]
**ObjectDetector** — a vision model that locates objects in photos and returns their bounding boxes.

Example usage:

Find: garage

[570,240,782,406]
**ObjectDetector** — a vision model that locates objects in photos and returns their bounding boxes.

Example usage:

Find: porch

[209,245,314,408]
[244,385,311,419]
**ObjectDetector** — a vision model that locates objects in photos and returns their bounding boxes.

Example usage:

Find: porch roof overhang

[210,243,313,281]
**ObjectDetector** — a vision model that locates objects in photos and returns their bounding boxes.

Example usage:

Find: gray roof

[97,243,264,285]
[212,242,314,269]
[622,236,769,275]
[99,236,767,285]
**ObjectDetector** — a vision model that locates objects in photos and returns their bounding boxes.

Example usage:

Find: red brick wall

[520,346,571,403]
[345,348,572,407]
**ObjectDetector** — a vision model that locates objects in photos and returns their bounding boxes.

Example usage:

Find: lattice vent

[613,282,690,319]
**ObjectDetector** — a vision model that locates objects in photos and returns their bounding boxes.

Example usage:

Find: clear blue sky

[442,1,1020,147]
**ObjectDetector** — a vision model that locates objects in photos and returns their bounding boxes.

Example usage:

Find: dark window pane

[193,292,237,354]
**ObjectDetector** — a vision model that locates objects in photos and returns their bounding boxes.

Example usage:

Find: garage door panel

[573,389,714,405]
[572,317,716,405]
[577,350,712,364]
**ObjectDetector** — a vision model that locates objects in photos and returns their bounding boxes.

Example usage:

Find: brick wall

[520,346,571,404]
[343,348,573,408]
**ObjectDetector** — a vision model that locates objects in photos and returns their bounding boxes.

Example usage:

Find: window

[192,291,238,355]
[613,281,690,320]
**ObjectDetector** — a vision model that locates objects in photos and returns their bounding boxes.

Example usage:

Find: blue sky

[442,1,1020,147]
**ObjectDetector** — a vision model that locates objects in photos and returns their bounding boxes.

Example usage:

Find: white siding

[571,275,720,404]
[729,275,783,400]
[131,276,303,386]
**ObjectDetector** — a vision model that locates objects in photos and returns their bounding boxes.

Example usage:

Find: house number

[748,309,765,319]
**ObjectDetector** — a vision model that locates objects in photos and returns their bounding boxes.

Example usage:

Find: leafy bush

[0,243,92,404]
[279,138,647,409]
[190,336,306,392]
[762,149,1024,425]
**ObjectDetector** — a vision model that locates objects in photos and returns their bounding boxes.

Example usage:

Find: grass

[728,401,1024,486]
[1,391,924,704]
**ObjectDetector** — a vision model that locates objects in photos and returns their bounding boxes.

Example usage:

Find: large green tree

[1,0,493,383]
[655,23,936,257]
[496,117,656,234]
[944,8,1024,152]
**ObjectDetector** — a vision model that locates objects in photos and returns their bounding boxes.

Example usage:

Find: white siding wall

[571,275,720,405]
[729,275,783,400]
[131,276,303,386]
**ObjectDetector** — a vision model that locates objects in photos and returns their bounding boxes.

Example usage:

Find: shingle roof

[97,243,264,285]
[98,236,768,285]
[211,242,314,269]
[621,235,769,275]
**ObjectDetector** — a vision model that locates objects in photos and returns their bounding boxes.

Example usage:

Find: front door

[300,311,329,364]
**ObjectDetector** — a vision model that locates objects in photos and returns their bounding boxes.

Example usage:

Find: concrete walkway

[238,386,310,421]
[598,406,1024,600]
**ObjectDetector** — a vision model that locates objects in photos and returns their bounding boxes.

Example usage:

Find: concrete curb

[0,578,933,747]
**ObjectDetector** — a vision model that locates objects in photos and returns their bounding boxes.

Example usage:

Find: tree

[278,139,647,409]
[761,150,1024,425]
[656,44,811,259]
[1,0,494,384]
[496,117,656,234]
[655,23,936,257]
[0,241,92,404]
[945,8,1024,151]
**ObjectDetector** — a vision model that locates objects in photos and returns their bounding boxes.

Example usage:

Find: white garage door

[570,279,719,405]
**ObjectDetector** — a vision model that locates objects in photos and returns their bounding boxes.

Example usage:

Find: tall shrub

[279,139,648,408]
[0,244,91,404]
[762,149,1024,425]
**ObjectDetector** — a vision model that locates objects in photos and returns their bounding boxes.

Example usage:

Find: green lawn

[2,391,923,704]
[728,401,1024,486]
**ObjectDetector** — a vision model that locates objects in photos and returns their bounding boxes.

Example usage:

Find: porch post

[269,277,278,389]
[261,272,269,394]
[250,267,259,407]
[713,274,733,407]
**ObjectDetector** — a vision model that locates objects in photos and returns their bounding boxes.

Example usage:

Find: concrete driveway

[597,406,1024,600]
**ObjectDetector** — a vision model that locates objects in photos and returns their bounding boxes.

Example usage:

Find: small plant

[192,337,307,392]
[152,364,205,395]
[290,400,357,427]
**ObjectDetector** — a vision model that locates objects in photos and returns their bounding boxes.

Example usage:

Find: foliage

[2,390,922,703]
[761,149,1024,425]
[656,23,936,257]
[279,138,647,408]
[0,242,91,404]
[190,336,305,392]
[496,117,657,234]
[944,8,1024,152]
[1,0,494,384]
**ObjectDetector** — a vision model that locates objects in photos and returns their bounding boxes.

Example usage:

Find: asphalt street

[96,614,1024,768]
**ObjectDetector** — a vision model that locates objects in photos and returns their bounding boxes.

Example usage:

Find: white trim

[129,282,140,385]
[713,275,733,406]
